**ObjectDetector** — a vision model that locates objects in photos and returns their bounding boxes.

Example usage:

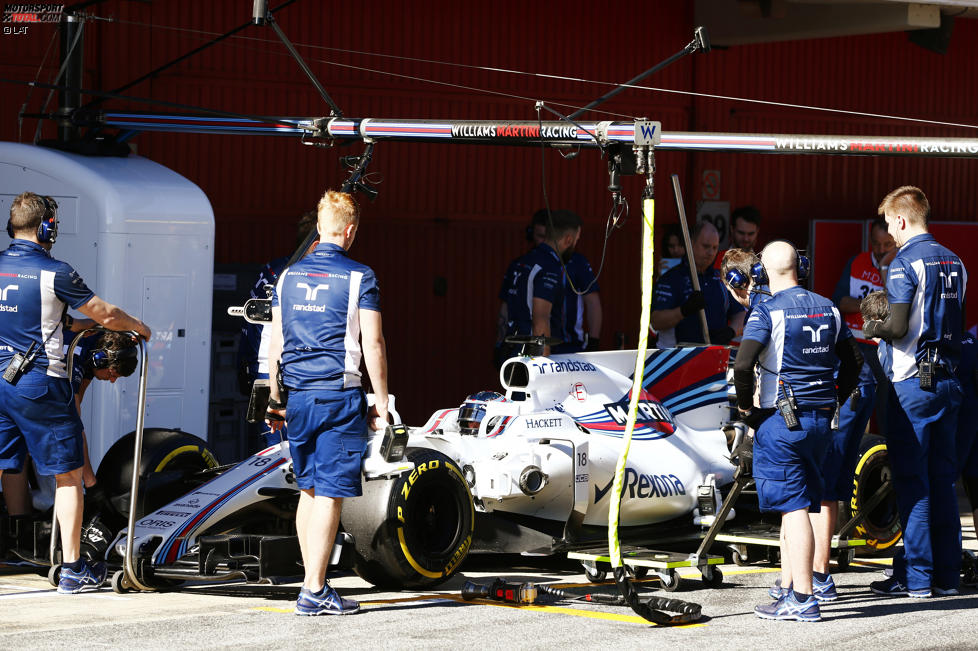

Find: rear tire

[841,434,901,551]
[346,448,474,589]
[95,428,219,522]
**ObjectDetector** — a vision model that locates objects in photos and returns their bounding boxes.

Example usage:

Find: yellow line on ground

[254,593,703,627]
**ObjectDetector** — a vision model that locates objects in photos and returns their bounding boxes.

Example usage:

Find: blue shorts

[286,388,368,497]
[0,371,84,476]
[822,384,876,501]
[753,407,831,514]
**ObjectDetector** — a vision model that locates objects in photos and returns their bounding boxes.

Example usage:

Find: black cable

[613,566,703,626]
[80,0,300,111]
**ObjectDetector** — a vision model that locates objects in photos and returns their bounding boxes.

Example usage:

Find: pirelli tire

[842,434,902,552]
[95,428,220,522]
[344,448,475,590]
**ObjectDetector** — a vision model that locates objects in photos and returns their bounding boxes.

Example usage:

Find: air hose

[604,182,703,626]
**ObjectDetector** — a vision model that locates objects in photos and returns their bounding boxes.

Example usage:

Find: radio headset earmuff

[725,267,750,290]
[6,195,58,243]
[750,242,811,287]
[36,196,58,244]
[91,346,138,370]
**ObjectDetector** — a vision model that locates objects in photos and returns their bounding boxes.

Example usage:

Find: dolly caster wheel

[701,566,723,588]
[659,569,681,592]
[111,570,131,594]
[47,564,61,587]
[631,566,649,579]
[584,562,607,583]
[730,544,751,566]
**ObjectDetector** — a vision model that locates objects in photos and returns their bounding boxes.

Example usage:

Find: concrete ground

[0,513,974,650]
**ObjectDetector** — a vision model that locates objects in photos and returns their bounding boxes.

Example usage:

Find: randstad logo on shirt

[293,304,326,313]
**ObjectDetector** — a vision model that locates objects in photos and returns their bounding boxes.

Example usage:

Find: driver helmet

[458,391,506,436]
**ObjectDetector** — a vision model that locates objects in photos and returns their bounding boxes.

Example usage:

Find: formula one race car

[93,343,898,592]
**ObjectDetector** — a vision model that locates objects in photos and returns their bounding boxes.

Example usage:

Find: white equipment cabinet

[0,142,215,468]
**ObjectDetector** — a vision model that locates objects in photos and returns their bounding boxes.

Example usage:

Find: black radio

[919,359,935,391]
[2,342,37,385]
[777,381,799,428]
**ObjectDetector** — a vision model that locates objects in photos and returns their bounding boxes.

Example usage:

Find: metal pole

[671,174,710,344]
[123,335,153,592]
[57,12,83,142]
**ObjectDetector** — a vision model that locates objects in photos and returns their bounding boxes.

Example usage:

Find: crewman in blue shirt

[653,222,744,347]
[0,192,150,594]
[500,209,581,357]
[863,186,966,598]
[555,251,601,354]
[237,212,318,449]
[266,190,389,616]
[734,241,862,622]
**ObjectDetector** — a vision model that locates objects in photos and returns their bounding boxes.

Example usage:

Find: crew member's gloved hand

[709,327,735,346]
[863,319,882,339]
[680,291,705,317]
[585,337,601,352]
[739,407,774,431]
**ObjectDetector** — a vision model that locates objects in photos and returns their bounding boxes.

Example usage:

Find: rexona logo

[602,389,675,435]
[593,469,686,503]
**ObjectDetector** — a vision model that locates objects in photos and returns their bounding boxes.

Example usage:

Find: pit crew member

[713,205,762,269]
[554,249,602,353]
[733,241,862,622]
[652,221,744,347]
[817,218,896,578]
[495,210,547,367]
[0,329,137,518]
[266,189,389,616]
[500,209,582,357]
[237,212,317,449]
[0,192,150,594]
[864,186,966,598]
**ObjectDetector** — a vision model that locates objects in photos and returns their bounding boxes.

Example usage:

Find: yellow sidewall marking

[397,526,443,579]
[155,445,203,472]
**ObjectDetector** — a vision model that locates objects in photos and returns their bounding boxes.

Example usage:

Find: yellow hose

[608,196,655,567]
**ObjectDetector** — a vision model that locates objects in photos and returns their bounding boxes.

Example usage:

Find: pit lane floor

[1,514,974,650]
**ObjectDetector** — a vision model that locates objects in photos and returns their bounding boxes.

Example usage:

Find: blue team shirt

[885,233,967,382]
[562,252,599,350]
[0,240,94,378]
[742,286,851,408]
[653,259,744,347]
[239,255,288,379]
[272,242,380,390]
[501,243,564,339]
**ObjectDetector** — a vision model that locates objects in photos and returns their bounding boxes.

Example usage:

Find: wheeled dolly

[567,547,724,592]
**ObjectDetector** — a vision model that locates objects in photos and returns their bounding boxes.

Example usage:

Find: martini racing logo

[450,123,579,140]
[603,390,675,436]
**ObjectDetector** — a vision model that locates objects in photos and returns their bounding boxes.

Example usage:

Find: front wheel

[345,448,475,589]
[95,428,220,524]
[841,434,901,551]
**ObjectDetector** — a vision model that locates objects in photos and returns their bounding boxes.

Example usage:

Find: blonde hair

[878,186,930,227]
[317,191,359,236]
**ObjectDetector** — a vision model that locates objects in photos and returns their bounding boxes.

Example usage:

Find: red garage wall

[2,2,977,424]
